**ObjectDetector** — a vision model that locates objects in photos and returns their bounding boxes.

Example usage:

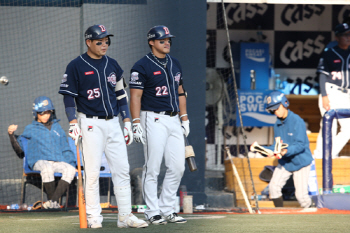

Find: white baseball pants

[269,164,311,208]
[78,113,131,223]
[314,83,350,158]
[140,111,185,219]
[33,160,76,183]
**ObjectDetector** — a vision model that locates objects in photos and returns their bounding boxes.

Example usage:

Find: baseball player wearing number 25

[58,25,147,229]
[130,25,188,225]
[260,91,314,208]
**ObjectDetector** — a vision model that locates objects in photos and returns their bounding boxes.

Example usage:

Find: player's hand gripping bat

[184,135,197,172]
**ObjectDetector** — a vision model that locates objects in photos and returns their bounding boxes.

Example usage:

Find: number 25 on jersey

[87,88,101,100]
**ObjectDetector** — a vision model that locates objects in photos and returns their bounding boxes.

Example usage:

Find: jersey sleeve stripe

[317,70,329,76]
[129,86,144,89]
[59,90,78,96]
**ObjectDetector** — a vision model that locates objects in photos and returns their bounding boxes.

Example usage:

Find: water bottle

[269,68,275,90]
[250,70,256,90]
[179,185,187,210]
[308,160,319,195]
[10,204,19,210]
[275,74,281,90]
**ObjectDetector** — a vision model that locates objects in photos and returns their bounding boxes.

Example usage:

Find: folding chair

[20,137,70,209]
[68,138,112,207]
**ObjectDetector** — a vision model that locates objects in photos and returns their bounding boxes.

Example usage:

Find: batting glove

[69,123,81,146]
[133,123,145,144]
[124,122,133,146]
[181,120,190,137]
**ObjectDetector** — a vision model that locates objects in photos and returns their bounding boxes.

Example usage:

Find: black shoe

[148,215,167,225]
[163,213,187,223]
[307,200,317,208]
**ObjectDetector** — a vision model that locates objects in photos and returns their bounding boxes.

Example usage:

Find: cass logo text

[225,3,268,25]
[280,35,325,65]
[281,4,325,26]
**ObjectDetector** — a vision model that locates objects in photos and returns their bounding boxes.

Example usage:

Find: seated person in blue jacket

[8,96,76,209]
[256,91,314,208]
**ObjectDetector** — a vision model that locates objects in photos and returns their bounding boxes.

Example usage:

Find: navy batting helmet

[334,23,350,36]
[84,25,114,41]
[32,96,56,119]
[147,25,175,41]
[265,91,289,113]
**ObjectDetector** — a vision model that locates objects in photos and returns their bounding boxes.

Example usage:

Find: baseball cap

[334,23,350,35]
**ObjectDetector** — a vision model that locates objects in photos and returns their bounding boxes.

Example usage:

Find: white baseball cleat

[148,215,167,225]
[88,219,102,228]
[163,213,187,223]
[118,213,148,228]
[42,200,61,209]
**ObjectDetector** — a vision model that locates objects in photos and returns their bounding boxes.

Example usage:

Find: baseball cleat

[148,215,167,225]
[42,200,61,209]
[88,219,102,229]
[163,213,187,223]
[118,213,148,228]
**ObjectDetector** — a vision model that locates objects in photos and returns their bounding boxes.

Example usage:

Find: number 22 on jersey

[155,86,169,96]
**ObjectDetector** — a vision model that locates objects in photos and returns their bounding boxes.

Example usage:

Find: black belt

[86,115,113,120]
[154,111,178,117]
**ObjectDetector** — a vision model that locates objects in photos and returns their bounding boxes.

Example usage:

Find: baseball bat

[76,140,87,228]
[183,135,197,172]
[225,147,253,214]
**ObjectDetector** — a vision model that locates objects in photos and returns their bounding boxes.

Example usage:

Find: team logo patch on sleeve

[131,72,139,81]
[174,72,181,82]
[107,72,117,86]
[85,71,95,75]
[88,126,93,132]
[61,74,67,83]
[61,74,69,87]
[130,72,142,85]
[154,71,161,75]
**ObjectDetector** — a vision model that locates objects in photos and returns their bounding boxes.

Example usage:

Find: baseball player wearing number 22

[58,25,147,229]
[130,25,188,225]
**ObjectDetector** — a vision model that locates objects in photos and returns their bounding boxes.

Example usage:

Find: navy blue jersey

[129,53,182,112]
[317,46,350,89]
[59,53,123,116]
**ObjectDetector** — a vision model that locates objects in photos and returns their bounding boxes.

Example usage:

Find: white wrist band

[180,114,188,119]
[132,118,140,122]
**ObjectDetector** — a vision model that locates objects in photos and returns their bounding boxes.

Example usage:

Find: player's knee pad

[115,186,132,215]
